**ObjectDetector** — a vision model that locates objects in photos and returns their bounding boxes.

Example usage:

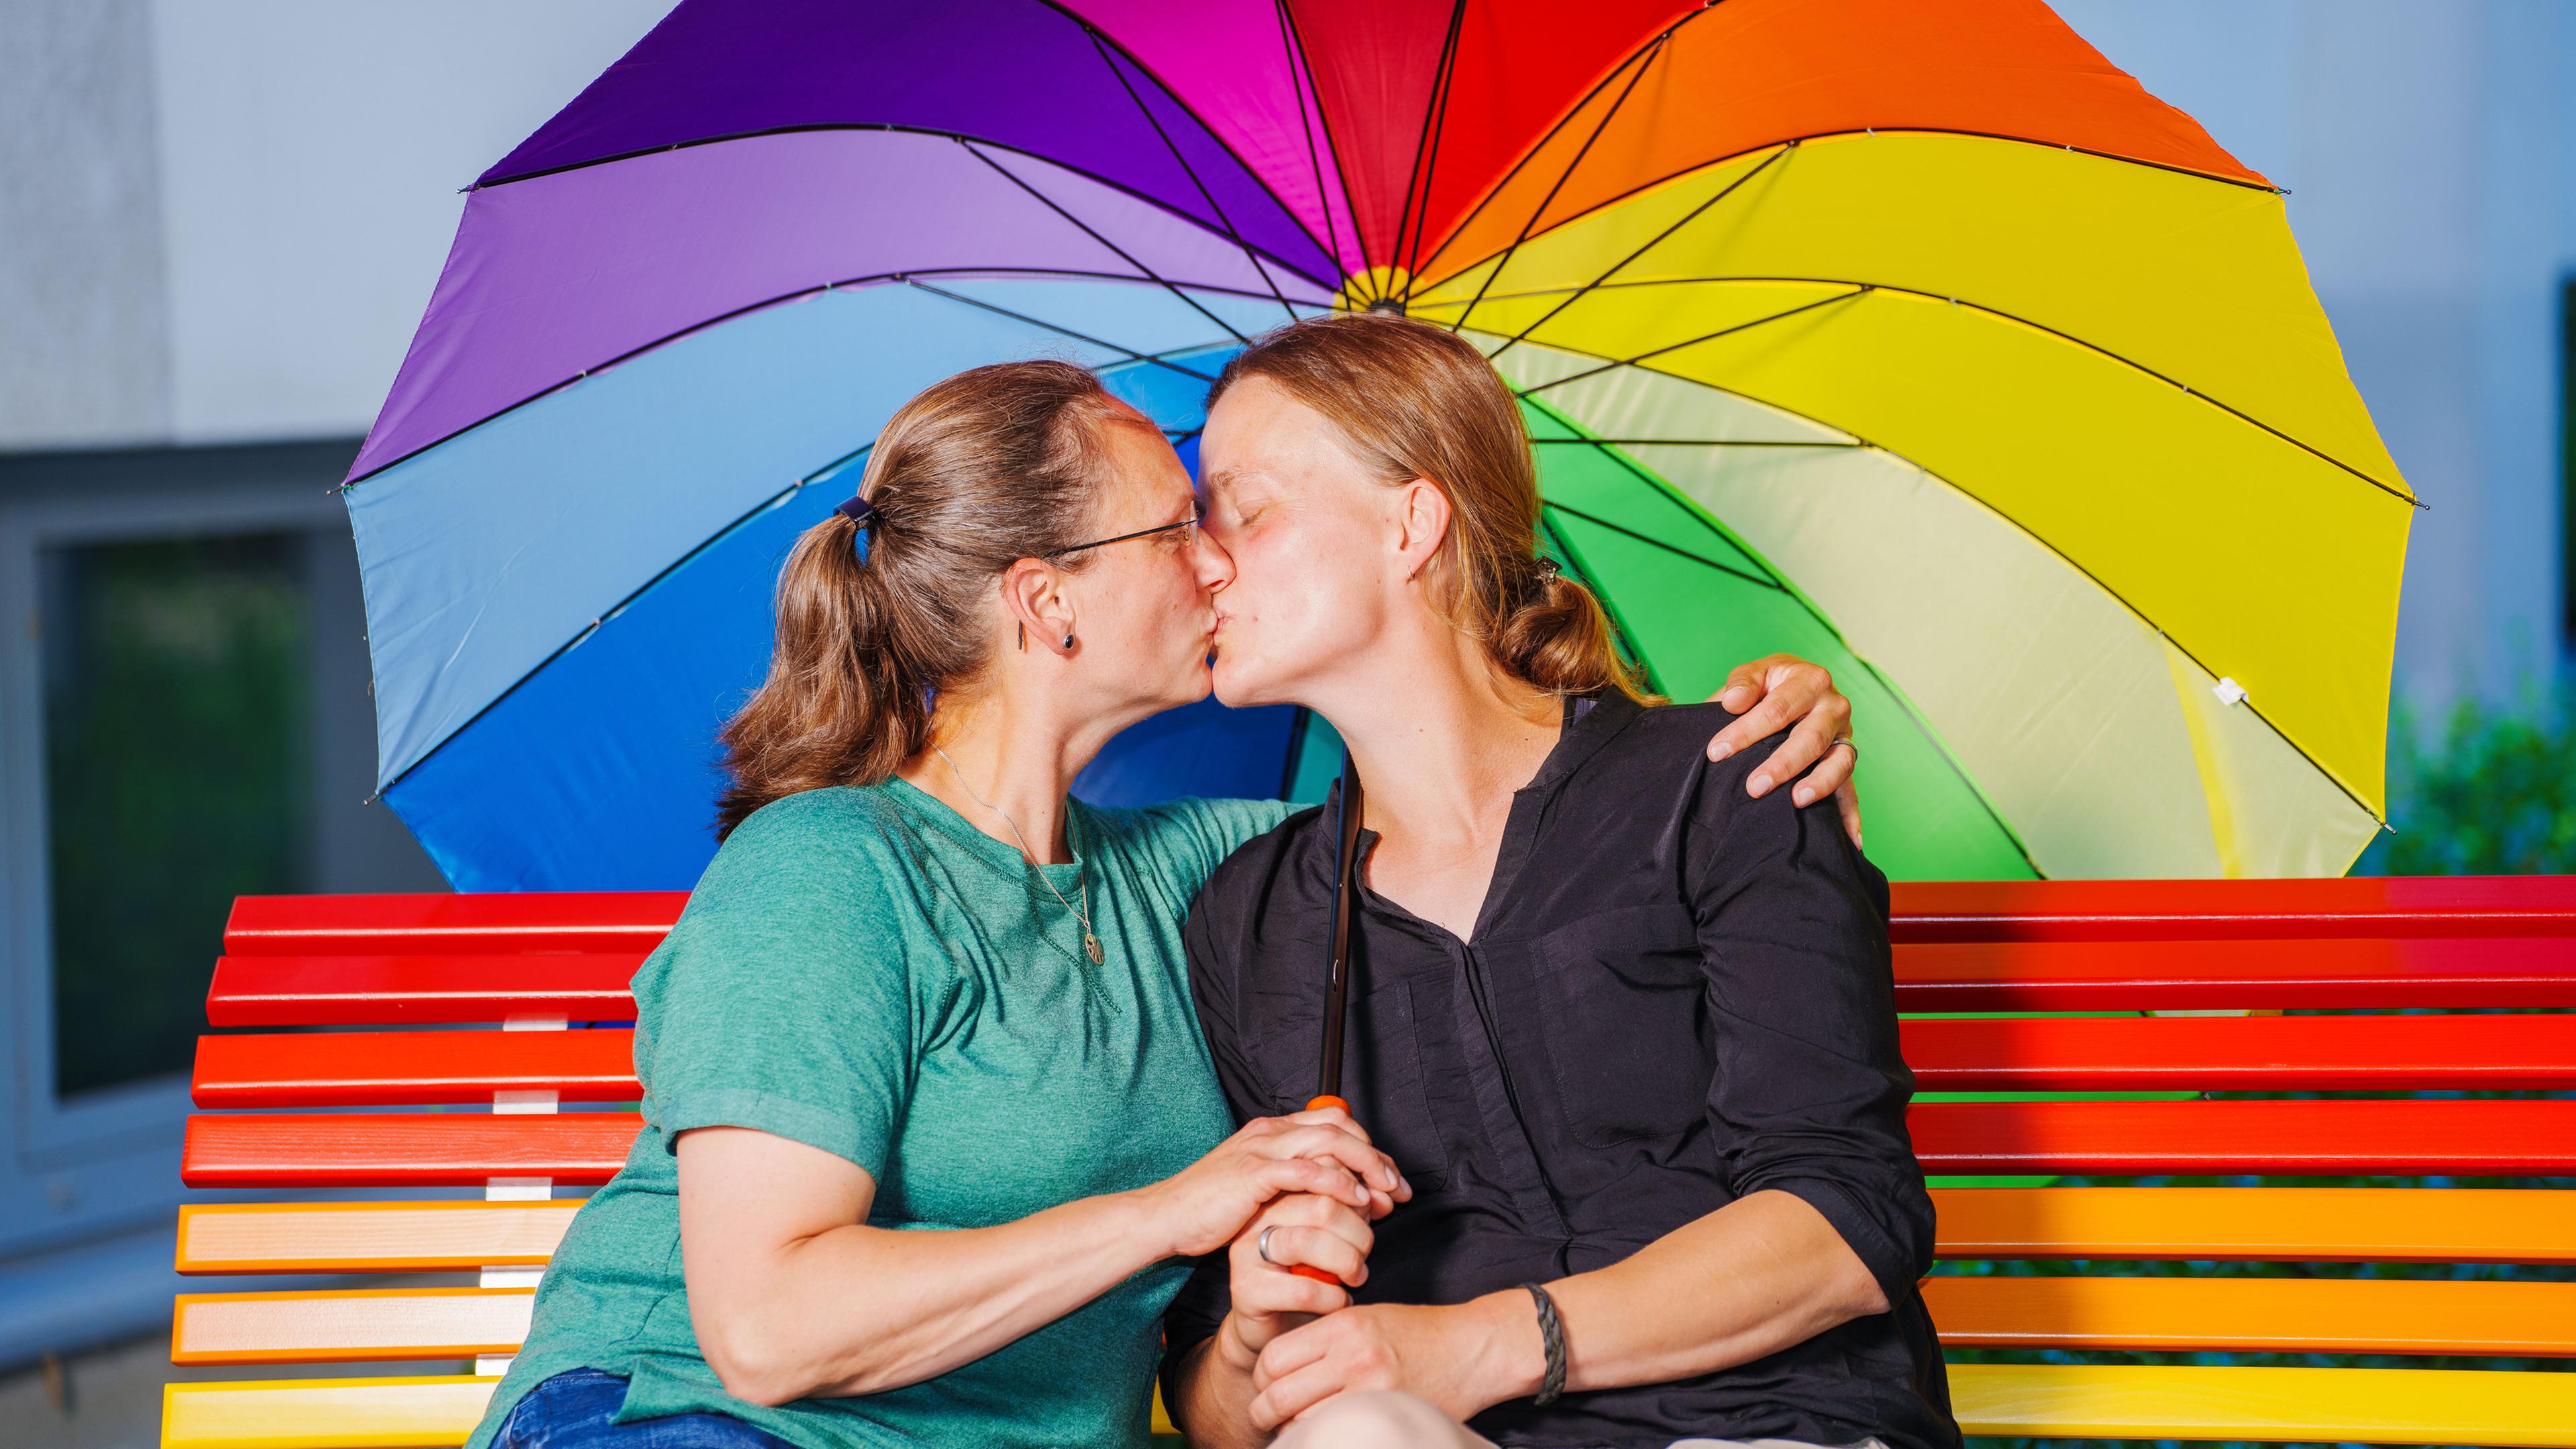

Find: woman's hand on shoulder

[1138,1104,1409,1259]
[1703,653,1862,848]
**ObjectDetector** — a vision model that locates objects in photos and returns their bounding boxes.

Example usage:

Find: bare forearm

[1546,1189,1887,1395]
[1172,1334,1271,1449]
[720,1187,1167,1402]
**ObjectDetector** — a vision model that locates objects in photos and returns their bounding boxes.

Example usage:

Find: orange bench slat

[1900,1012,2576,1091]
[172,1274,2576,1366]
[168,1189,2576,1274]
[206,955,643,1027]
[1892,936,2576,1010]
[176,1201,581,1273]
[172,1289,533,1364]
[180,1098,2576,1187]
[182,1113,640,1187]
[193,1031,639,1108]
[1930,1187,2576,1262]
[1923,1274,2576,1357]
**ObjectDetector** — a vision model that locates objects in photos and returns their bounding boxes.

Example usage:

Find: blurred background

[2,1,2572,1441]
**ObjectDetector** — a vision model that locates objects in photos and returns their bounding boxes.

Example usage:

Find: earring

[1061,633,1074,651]
[1018,621,1025,652]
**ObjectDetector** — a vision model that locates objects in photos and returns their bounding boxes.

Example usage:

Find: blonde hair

[1208,314,1651,702]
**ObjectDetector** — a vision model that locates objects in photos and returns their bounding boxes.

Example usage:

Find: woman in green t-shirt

[472,358,1849,1449]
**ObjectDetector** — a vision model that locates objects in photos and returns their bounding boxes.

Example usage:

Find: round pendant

[1085,932,1104,964]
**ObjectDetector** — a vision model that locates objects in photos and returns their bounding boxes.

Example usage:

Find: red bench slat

[205,939,2576,1027]
[205,955,645,1027]
[180,1099,2576,1187]
[189,1014,2576,1107]
[221,892,684,957]
[215,877,2576,963]
[1892,937,2576,1010]
[182,1114,641,1187]
[1888,876,2576,943]
[1900,1013,2576,1091]
[193,1031,640,1108]
[1912,1099,2576,1175]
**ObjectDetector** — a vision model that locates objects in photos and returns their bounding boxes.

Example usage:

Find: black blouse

[1163,692,1956,1449]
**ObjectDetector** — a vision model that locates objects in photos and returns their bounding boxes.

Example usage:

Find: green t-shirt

[466,780,1289,1449]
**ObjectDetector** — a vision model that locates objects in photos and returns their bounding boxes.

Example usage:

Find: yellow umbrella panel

[1419,131,2410,878]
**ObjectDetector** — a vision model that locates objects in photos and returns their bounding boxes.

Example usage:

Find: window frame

[0,474,344,1256]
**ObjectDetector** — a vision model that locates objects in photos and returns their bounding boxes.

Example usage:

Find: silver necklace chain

[933,745,1104,965]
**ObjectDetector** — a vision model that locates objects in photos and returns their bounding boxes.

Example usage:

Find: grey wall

[0,0,173,448]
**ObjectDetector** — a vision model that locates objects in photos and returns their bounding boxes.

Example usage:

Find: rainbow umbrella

[352,0,2411,892]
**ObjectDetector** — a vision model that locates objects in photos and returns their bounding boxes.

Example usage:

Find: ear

[1391,477,1453,584]
[999,559,1077,655]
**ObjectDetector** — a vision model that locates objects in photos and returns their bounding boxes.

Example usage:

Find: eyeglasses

[1046,506,1200,558]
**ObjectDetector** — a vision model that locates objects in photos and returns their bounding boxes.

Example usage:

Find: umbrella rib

[1531,437,1858,448]
[1275,0,1373,301]
[1505,339,2391,828]
[898,277,1222,382]
[1540,499,1783,590]
[1443,32,1672,337]
[1487,272,2418,507]
[1082,25,1303,325]
[340,267,1283,490]
[1391,0,1469,306]
[1424,13,1709,294]
[373,468,838,798]
[1512,286,1872,397]
[961,139,1255,347]
[1485,143,1793,364]
[1274,0,1351,294]
[1536,509,1659,694]
[1419,126,2286,301]
[1544,434,1793,586]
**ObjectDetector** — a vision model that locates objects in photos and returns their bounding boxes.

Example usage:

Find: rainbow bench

[164,878,2576,1447]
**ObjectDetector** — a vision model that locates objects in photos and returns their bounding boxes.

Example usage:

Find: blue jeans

[495,1370,796,1449]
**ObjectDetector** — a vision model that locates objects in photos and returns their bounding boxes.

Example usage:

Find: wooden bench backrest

[166,879,2576,1448]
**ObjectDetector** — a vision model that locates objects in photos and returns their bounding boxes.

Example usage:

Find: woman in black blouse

[1161,316,1955,1449]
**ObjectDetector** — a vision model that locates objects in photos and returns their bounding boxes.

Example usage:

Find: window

[40,532,312,1097]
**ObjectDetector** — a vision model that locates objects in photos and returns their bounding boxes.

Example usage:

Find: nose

[1192,519,1236,593]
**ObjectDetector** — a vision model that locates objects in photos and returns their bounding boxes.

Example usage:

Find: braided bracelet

[1519,1281,1567,1406]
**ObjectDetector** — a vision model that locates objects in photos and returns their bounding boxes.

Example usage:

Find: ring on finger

[1256,1224,1281,1266]
[1832,735,1858,764]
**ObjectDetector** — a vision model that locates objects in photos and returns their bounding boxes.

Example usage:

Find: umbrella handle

[1291,1095,1354,1284]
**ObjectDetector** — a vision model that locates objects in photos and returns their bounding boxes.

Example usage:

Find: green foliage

[2357,682,2576,875]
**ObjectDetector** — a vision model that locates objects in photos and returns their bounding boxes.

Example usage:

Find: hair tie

[1535,555,1562,585]
[834,494,882,529]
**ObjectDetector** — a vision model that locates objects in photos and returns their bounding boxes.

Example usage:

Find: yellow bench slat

[162,1376,496,1449]
[1933,1186,2576,1262]
[172,1289,532,1364]
[1952,1362,2576,1445]
[164,1365,2576,1448]
[1925,1273,2576,1356]
[176,1201,580,1273]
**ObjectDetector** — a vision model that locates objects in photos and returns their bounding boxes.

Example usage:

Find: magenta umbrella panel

[355,0,1920,889]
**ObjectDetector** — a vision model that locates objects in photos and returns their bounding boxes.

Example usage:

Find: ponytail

[714,360,1151,839]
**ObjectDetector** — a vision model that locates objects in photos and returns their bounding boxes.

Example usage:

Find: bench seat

[164,879,2576,1447]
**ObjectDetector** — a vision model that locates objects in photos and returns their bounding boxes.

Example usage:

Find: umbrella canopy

[351,0,2410,892]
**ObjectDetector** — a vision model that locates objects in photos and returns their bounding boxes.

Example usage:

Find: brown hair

[1208,313,1650,703]
[714,359,1152,838]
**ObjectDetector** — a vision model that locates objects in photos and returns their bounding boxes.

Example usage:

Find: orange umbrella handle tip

[1306,1095,1349,1114]
[1289,1264,1342,1285]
